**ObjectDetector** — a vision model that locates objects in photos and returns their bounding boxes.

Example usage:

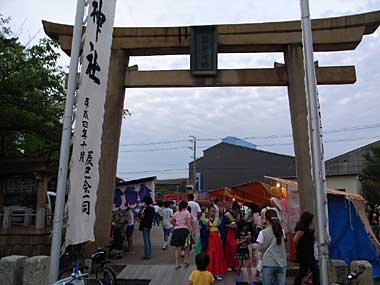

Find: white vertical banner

[66,0,117,245]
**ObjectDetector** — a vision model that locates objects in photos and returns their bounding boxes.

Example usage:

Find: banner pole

[299,0,329,284]
[48,0,86,282]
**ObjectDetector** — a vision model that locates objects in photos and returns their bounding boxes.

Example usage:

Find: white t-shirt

[188,200,201,221]
[126,209,135,226]
[161,207,174,229]
[153,205,161,214]
[256,227,286,244]
[256,230,264,244]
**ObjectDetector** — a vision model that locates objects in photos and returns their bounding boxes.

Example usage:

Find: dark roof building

[322,139,380,194]
[325,140,380,176]
[156,178,188,192]
[189,141,296,190]
[189,137,379,194]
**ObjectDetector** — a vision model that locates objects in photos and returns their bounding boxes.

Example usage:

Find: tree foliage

[0,15,65,159]
[362,145,380,204]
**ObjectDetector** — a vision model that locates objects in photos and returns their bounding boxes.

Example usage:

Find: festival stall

[266,176,380,278]
[208,181,285,206]
[160,193,188,203]
[206,177,380,277]
[113,176,156,210]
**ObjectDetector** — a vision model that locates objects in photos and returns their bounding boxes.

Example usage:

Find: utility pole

[188,136,197,190]
[48,0,86,282]
[299,0,329,284]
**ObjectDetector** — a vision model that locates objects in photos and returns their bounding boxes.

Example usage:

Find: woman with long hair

[140,196,155,259]
[222,201,241,270]
[257,209,287,285]
[170,200,193,269]
[294,211,319,285]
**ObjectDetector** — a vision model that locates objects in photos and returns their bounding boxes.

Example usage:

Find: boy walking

[161,201,174,250]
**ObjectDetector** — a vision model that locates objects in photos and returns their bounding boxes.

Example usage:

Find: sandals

[175,265,181,270]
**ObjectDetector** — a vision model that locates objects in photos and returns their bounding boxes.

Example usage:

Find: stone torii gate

[43,10,380,247]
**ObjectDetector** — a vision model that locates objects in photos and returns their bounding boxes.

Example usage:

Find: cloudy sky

[2,0,380,180]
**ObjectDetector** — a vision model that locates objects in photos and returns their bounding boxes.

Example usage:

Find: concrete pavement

[113,224,297,284]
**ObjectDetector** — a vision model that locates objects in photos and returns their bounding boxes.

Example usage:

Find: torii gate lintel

[43,10,380,248]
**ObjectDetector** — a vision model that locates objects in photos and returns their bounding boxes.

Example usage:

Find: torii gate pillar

[94,50,129,248]
[285,44,315,213]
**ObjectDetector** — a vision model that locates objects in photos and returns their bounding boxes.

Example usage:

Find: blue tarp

[328,195,380,278]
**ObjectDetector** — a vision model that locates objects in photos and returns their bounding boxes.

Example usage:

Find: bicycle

[329,266,365,285]
[52,245,89,285]
[52,253,88,284]
[91,247,117,285]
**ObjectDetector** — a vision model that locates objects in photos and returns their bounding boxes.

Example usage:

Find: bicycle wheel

[53,275,88,285]
[96,265,117,285]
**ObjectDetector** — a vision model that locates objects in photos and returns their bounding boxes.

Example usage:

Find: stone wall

[328,259,374,285]
[23,256,50,285]
[0,255,49,285]
[0,255,27,285]
[0,233,50,258]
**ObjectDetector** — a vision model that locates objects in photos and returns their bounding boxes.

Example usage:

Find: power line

[120,146,187,152]
[119,135,380,153]
[198,123,380,141]
[243,123,380,141]
[118,168,188,174]
[256,135,380,147]
[120,139,187,147]
[119,122,380,147]
[117,161,380,175]
[117,137,380,175]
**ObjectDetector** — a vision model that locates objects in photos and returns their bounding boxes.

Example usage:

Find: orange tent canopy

[208,181,285,206]
[264,176,364,201]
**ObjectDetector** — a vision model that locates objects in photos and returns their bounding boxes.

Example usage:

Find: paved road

[113,224,296,284]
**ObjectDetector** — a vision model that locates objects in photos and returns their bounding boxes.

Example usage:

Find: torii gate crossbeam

[43,10,380,248]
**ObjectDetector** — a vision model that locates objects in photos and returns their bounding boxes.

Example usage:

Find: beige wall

[326,175,362,195]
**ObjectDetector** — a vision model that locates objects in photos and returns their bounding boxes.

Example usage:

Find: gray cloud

[2,0,380,180]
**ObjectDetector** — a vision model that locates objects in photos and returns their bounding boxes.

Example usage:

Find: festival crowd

[111,194,319,285]
[367,204,380,241]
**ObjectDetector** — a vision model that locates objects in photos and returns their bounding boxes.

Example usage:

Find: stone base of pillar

[328,259,348,284]
[0,255,27,285]
[350,260,373,285]
[23,256,50,285]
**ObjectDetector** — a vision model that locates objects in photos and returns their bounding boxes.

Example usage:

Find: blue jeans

[154,213,160,226]
[262,266,286,285]
[142,227,151,257]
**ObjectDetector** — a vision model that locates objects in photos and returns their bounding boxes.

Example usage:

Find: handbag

[257,238,277,272]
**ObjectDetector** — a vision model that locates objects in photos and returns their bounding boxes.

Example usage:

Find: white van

[47,191,56,224]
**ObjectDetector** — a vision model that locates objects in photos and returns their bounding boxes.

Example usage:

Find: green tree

[362,145,380,204]
[0,15,65,159]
